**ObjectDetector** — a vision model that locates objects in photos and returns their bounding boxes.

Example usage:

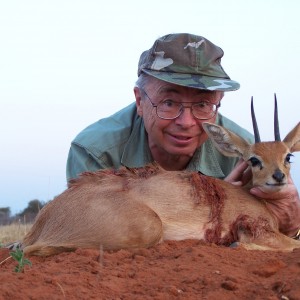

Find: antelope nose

[272,169,285,183]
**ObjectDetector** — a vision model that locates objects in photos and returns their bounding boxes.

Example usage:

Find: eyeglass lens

[156,100,217,120]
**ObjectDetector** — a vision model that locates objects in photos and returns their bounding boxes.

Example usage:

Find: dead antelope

[22,96,300,256]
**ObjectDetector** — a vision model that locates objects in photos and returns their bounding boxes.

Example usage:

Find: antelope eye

[248,157,262,168]
[285,153,294,164]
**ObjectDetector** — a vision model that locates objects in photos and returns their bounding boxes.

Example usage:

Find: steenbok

[21,96,300,256]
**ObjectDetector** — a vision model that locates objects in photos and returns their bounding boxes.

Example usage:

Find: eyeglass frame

[140,88,221,120]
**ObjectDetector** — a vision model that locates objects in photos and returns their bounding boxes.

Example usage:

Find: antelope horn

[274,93,281,141]
[251,97,261,143]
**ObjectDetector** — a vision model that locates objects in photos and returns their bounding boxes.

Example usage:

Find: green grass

[10,248,32,272]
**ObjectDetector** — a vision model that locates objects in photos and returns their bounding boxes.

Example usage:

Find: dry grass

[0,222,32,245]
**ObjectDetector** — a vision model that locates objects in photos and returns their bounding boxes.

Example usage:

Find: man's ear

[202,122,251,158]
[134,87,143,117]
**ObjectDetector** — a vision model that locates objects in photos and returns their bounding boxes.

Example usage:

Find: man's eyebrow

[157,87,180,95]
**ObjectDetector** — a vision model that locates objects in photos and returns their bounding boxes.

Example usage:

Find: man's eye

[198,102,208,108]
[193,102,211,112]
[163,99,175,107]
[161,99,176,108]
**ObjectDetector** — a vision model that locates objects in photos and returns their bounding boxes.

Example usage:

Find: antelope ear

[202,122,251,158]
[283,122,300,152]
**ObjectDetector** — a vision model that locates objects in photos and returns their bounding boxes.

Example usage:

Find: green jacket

[66,102,254,181]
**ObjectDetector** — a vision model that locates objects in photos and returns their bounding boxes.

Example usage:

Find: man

[67,33,300,238]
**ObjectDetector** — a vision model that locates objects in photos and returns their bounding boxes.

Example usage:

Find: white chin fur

[260,184,286,193]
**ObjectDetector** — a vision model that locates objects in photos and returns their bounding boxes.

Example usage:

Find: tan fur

[22,122,300,256]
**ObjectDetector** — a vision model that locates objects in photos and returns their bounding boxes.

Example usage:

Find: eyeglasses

[141,89,221,120]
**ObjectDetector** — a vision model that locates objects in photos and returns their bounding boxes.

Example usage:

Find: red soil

[1,240,300,299]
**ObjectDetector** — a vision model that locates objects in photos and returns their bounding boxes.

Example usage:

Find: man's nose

[174,106,197,127]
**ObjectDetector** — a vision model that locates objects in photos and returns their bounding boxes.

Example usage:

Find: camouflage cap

[138,33,240,91]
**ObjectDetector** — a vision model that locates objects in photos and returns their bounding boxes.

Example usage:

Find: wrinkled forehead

[147,76,224,100]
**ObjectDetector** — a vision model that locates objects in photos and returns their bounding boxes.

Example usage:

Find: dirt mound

[1,240,300,299]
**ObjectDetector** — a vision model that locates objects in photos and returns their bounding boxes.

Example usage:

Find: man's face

[135,78,223,159]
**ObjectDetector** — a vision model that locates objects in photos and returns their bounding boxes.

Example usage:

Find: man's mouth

[173,135,191,140]
[168,133,194,145]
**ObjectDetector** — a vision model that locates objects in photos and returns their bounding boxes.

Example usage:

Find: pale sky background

[0,0,299,215]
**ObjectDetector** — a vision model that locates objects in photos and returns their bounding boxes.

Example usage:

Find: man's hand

[224,159,252,186]
[250,176,300,237]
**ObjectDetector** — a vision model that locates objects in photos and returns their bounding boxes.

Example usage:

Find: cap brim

[142,69,240,92]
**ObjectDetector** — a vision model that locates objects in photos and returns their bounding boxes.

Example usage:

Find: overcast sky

[0,0,299,214]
